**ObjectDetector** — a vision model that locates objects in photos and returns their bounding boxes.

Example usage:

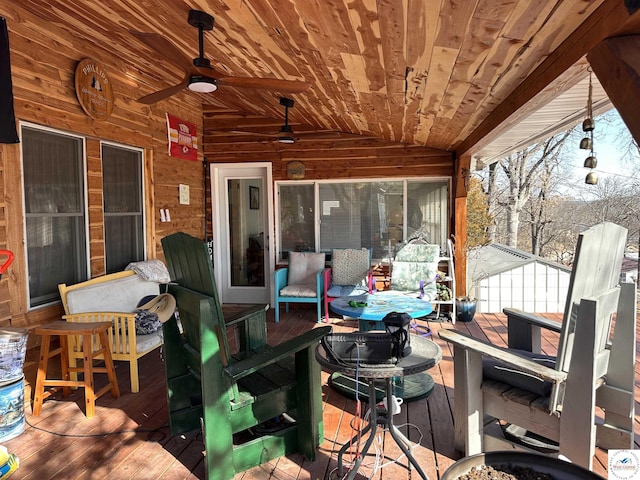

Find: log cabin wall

[203,109,456,242]
[0,8,205,331]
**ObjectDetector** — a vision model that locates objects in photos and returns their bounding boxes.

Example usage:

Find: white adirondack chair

[439,222,637,471]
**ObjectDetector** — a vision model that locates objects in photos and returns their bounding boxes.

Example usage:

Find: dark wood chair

[161,232,330,480]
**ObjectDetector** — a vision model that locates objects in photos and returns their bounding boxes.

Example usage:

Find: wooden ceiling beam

[588,35,640,147]
[454,0,639,159]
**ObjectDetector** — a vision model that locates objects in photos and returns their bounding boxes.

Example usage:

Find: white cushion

[332,248,369,286]
[287,252,325,285]
[280,284,318,298]
[134,331,163,353]
[110,330,163,354]
[66,274,160,314]
[327,285,368,297]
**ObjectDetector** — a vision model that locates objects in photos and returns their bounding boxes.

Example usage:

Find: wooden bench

[58,270,165,393]
[161,232,330,480]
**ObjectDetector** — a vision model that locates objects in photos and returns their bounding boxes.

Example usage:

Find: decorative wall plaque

[74,58,114,120]
[287,161,305,179]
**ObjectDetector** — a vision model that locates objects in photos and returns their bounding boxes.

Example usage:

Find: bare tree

[494,132,571,248]
[599,110,640,173]
[485,163,500,242]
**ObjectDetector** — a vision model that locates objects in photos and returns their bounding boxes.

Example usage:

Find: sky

[566,109,639,185]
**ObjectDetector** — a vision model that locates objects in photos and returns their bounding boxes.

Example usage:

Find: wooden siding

[203,110,456,243]
[203,107,454,181]
[0,5,205,332]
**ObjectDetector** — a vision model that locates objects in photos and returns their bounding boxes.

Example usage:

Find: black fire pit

[442,451,605,480]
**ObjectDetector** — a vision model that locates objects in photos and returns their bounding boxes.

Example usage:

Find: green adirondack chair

[161,232,330,480]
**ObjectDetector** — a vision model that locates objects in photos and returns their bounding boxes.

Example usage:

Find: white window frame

[100,141,146,273]
[275,177,451,263]
[20,122,90,310]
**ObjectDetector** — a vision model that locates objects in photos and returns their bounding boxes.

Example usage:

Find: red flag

[166,113,198,161]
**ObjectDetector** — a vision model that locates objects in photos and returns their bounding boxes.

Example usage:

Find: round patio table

[329,291,435,402]
[330,291,433,330]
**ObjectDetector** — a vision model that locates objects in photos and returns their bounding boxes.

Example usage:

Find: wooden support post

[454,154,470,298]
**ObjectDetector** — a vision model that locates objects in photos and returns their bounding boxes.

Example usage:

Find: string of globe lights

[580,68,598,185]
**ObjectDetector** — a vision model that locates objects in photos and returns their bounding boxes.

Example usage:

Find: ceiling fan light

[188,75,217,93]
[278,135,295,144]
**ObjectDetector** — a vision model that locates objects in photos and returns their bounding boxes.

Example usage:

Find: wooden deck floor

[5,305,637,479]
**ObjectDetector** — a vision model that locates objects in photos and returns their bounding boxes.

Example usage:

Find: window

[280,184,315,254]
[277,179,449,261]
[22,125,87,307]
[102,143,144,273]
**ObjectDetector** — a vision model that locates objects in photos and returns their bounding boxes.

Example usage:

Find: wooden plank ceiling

[9,0,639,158]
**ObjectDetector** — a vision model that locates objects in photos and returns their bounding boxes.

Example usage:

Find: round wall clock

[287,161,306,179]
[74,58,115,120]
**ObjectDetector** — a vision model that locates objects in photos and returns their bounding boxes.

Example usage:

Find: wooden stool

[32,321,120,418]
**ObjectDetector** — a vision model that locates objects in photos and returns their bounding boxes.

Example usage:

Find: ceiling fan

[130,10,310,104]
[232,97,344,144]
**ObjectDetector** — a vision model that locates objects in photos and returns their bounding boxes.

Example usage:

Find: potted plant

[455,252,481,323]
[455,294,477,322]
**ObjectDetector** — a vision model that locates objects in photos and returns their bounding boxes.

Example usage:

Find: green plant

[436,283,452,301]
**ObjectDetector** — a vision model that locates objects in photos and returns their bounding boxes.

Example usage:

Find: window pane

[228,178,266,287]
[22,126,87,308]
[23,129,83,214]
[319,182,403,257]
[279,184,315,256]
[104,216,144,272]
[407,181,449,251]
[26,217,86,306]
[277,179,449,262]
[102,145,141,213]
[102,144,144,274]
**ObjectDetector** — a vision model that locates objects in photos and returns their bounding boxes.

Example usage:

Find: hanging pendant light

[277,97,296,144]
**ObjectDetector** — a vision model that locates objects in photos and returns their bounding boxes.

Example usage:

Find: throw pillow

[287,252,326,285]
[134,309,162,335]
[395,243,440,262]
[482,349,556,397]
[332,248,370,286]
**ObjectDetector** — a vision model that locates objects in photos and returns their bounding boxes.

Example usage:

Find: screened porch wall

[277,179,450,263]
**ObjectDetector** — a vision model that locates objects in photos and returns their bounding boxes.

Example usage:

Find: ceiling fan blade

[231,129,349,142]
[129,30,195,74]
[216,76,310,93]
[231,130,279,138]
[295,130,342,138]
[137,77,190,104]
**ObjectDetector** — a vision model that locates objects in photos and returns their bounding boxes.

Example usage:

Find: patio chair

[274,251,327,323]
[161,232,330,480]
[389,240,440,301]
[323,248,374,322]
[58,269,166,393]
[439,222,637,471]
